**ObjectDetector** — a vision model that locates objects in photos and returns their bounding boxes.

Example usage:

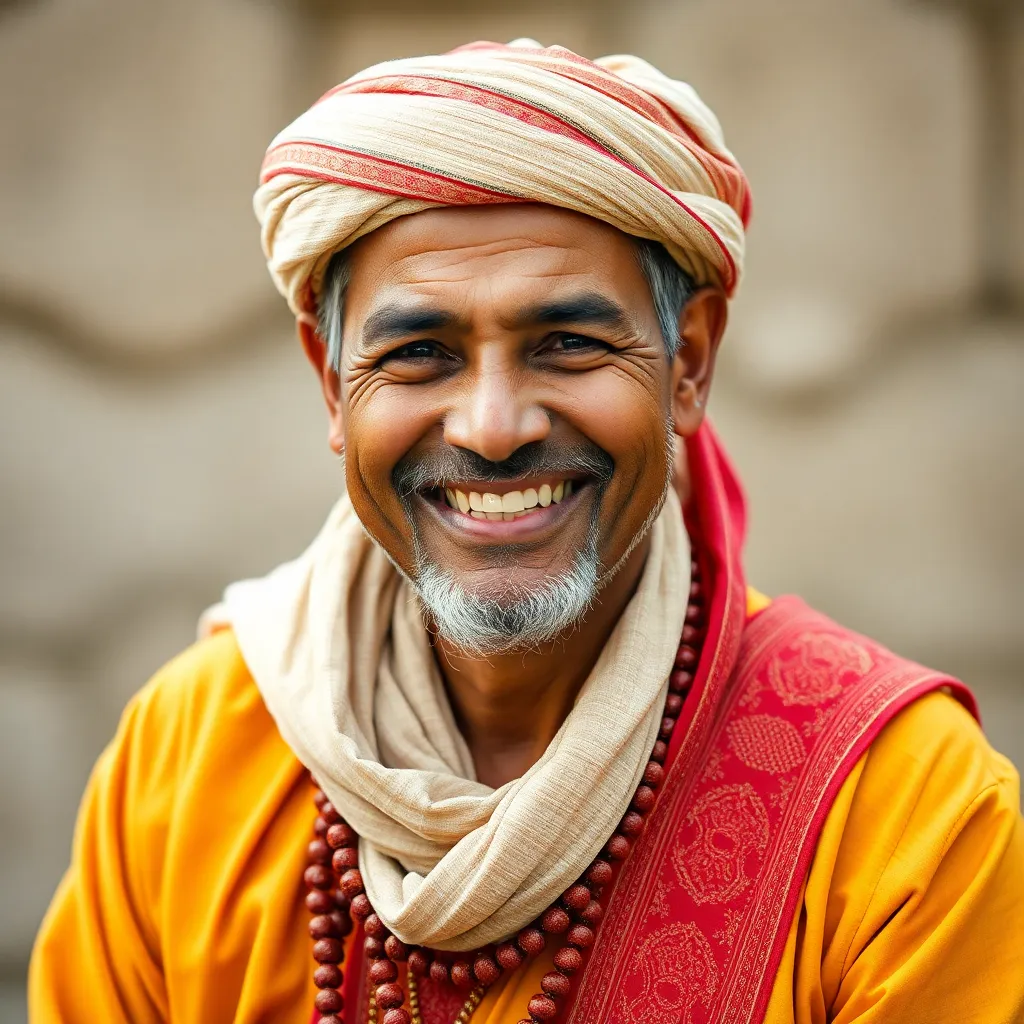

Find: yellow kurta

[30,598,1024,1024]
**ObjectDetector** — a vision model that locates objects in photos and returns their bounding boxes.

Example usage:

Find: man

[30,40,1024,1024]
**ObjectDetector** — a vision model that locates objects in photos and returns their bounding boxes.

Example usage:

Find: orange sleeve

[765,691,1024,1023]
[28,672,181,1022]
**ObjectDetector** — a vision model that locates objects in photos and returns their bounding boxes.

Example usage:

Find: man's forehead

[345,204,647,313]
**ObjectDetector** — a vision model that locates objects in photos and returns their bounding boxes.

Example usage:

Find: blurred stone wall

[1,0,1021,1019]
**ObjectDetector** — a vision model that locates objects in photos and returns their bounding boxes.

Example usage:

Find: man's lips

[414,477,589,541]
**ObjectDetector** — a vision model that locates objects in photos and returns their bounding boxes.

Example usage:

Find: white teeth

[501,490,525,513]
[450,480,575,519]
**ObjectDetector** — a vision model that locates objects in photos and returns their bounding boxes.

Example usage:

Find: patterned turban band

[255,40,752,318]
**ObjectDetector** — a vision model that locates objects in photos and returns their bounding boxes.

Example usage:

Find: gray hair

[317,236,694,369]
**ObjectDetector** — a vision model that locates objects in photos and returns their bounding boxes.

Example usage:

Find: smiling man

[30,40,1024,1024]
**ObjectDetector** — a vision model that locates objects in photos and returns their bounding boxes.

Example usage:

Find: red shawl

[324,423,975,1024]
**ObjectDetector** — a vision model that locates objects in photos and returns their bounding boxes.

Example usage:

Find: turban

[254,40,751,319]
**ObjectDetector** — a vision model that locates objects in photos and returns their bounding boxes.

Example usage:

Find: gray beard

[406,446,674,658]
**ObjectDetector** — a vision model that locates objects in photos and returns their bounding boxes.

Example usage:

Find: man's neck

[433,539,651,789]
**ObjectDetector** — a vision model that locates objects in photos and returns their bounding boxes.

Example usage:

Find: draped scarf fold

[200,490,689,950]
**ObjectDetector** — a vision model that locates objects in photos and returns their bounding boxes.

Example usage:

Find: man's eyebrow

[361,304,462,347]
[510,293,637,333]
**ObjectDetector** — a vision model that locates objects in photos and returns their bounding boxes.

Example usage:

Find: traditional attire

[31,39,1024,1024]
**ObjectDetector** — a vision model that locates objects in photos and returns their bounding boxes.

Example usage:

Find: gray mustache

[392,440,614,499]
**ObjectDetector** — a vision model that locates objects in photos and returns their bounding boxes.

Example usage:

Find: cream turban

[254,40,751,318]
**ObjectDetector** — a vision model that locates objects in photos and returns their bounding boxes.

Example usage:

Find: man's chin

[411,555,600,657]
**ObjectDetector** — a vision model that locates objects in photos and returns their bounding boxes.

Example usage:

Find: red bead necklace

[305,554,706,1024]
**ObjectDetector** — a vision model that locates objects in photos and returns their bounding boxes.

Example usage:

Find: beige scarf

[201,490,689,950]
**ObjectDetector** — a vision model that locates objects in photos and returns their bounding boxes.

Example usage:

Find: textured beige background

[1,0,1022,1019]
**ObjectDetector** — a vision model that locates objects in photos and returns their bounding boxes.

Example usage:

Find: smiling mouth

[420,478,580,522]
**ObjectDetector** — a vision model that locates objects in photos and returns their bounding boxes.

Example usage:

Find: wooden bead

[332,846,360,873]
[320,802,342,825]
[541,907,570,934]
[330,910,352,938]
[450,960,473,988]
[429,960,451,984]
[350,894,372,919]
[664,693,684,716]
[314,964,343,989]
[581,900,603,926]
[586,860,613,886]
[314,816,329,837]
[541,971,571,998]
[518,927,546,954]
[651,739,669,763]
[326,823,356,849]
[306,890,334,915]
[309,914,339,939]
[669,670,692,693]
[682,623,700,644]
[527,994,559,1020]
[689,578,701,598]
[315,988,344,1014]
[304,864,333,891]
[407,949,431,976]
[631,785,656,812]
[319,1017,343,1024]
[382,1011,412,1024]
[307,838,332,865]
[685,603,703,624]
[312,938,345,964]
[473,954,501,985]
[675,645,698,669]
[375,982,404,1009]
[561,884,591,912]
[496,941,524,970]
[643,761,665,787]
[369,958,398,984]
[553,946,583,974]
[364,936,385,959]
[567,923,595,948]
[363,913,387,938]
[619,811,644,836]
[605,834,631,860]
[384,935,408,961]
[659,716,676,740]
[339,869,364,898]
[313,788,328,808]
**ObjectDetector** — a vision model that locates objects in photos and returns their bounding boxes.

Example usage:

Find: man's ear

[670,287,728,439]
[297,314,345,455]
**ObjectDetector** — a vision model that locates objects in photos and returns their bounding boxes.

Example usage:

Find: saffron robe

[30,427,1024,1022]
[29,615,1024,1024]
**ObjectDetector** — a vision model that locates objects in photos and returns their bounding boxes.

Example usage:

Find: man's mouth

[420,478,580,522]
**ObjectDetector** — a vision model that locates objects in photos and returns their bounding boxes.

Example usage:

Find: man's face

[335,205,678,651]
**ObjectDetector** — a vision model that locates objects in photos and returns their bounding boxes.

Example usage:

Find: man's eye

[549,333,604,353]
[384,340,444,363]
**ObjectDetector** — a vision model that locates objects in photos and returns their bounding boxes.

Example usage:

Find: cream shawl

[201,489,689,950]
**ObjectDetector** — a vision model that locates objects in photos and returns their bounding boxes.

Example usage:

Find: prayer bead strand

[306,554,706,1022]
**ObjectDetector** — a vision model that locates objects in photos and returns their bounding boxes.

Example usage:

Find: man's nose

[443,366,550,464]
